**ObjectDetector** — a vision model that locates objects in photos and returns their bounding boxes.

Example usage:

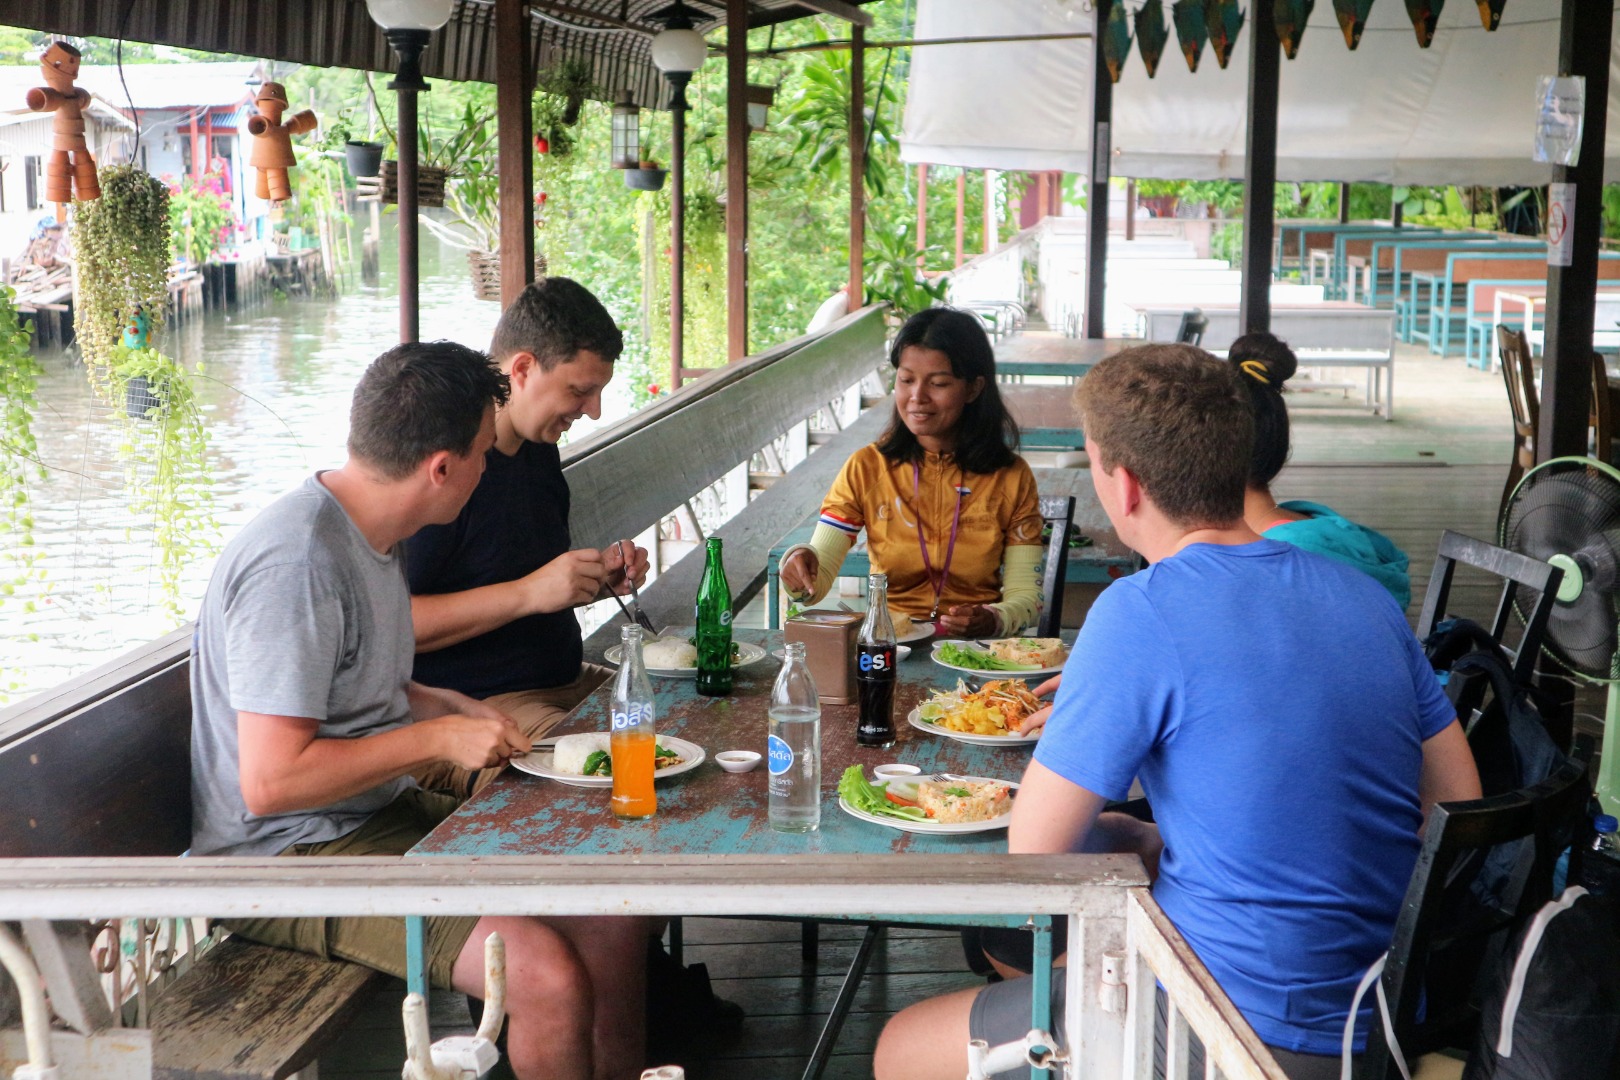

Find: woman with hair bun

[1230,331,1412,608]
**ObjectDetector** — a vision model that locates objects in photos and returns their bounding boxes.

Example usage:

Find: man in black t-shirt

[407,277,649,798]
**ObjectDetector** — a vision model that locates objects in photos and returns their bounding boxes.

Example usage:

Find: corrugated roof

[0,0,880,111]
[0,62,260,113]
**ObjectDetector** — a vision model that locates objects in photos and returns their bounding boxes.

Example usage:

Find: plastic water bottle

[1592,814,1619,856]
[610,625,657,820]
[768,641,822,833]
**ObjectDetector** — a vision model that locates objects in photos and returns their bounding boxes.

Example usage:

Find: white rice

[552,732,611,774]
[642,638,698,669]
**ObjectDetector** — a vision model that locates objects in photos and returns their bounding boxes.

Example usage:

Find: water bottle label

[611,703,649,731]
[767,734,794,775]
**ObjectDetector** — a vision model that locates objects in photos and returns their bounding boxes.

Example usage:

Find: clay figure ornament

[247,82,317,203]
[26,41,100,204]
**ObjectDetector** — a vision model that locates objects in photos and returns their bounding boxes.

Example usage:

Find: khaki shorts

[222,789,479,990]
[415,664,614,800]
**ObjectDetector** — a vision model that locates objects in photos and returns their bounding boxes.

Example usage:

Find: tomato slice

[884,790,919,809]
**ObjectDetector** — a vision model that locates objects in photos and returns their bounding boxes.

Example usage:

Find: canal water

[3,231,638,702]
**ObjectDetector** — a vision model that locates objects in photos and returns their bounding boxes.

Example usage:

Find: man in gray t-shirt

[188,341,647,1080]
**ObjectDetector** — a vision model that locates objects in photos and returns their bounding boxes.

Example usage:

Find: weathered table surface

[411,628,1068,858]
[994,334,1136,377]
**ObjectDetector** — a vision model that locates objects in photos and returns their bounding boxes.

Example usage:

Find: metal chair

[1175,307,1208,346]
[1037,495,1075,638]
[1357,741,1593,1080]
[1497,325,1537,515]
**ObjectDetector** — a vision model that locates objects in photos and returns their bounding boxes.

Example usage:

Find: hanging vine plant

[73,165,216,618]
[0,284,44,612]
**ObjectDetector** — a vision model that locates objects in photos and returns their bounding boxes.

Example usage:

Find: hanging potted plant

[419,142,547,302]
[0,284,44,614]
[540,55,597,127]
[72,164,215,616]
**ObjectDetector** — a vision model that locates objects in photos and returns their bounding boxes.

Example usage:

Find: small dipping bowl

[715,750,762,773]
[872,763,921,783]
[896,644,913,662]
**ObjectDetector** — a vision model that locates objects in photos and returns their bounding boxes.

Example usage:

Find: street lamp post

[366,0,452,344]
[651,2,708,387]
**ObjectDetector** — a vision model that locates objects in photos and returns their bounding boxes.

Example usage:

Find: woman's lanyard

[912,462,966,620]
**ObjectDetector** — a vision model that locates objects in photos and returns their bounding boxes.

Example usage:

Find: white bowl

[872,763,921,783]
[715,750,762,773]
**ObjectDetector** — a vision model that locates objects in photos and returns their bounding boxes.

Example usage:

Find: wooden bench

[0,635,390,1079]
[1414,252,1620,354]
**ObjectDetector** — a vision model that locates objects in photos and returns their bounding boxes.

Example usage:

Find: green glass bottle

[694,537,734,696]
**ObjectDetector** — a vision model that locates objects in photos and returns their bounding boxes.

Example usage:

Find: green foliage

[781,24,903,198]
[0,285,45,612]
[72,165,171,383]
[863,215,948,317]
[109,345,217,620]
[168,171,236,266]
[418,104,501,253]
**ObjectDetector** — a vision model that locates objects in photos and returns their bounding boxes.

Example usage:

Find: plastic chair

[1037,495,1075,638]
[1175,308,1207,346]
[1590,351,1618,465]
[1356,741,1593,1080]
[1497,326,1538,514]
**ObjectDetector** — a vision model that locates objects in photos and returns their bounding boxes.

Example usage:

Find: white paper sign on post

[1548,183,1576,267]
[1535,76,1586,166]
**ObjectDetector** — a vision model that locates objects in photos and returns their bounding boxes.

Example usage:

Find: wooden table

[993,334,1135,379]
[762,466,1140,628]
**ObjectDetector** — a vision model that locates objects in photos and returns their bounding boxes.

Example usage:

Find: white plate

[895,622,935,645]
[604,641,768,678]
[509,735,706,787]
[837,776,1019,834]
[906,706,1040,746]
[930,640,1067,679]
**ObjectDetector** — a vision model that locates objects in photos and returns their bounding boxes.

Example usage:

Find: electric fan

[1500,456,1620,815]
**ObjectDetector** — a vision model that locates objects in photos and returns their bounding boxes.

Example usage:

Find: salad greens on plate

[934,641,1036,672]
[837,765,928,821]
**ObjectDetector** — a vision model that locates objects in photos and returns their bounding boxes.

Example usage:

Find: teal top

[1263,500,1411,610]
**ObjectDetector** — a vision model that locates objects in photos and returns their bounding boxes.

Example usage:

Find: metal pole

[1539,0,1614,461]
[954,171,966,267]
[1238,0,1280,335]
[915,163,928,270]
[1338,181,1351,225]
[982,170,995,254]
[496,0,535,307]
[727,0,749,359]
[1084,1,1113,339]
[1125,177,1136,242]
[669,71,690,387]
[849,24,866,307]
[397,88,420,343]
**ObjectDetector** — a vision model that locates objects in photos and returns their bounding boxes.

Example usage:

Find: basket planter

[344,140,385,179]
[624,167,667,192]
[124,375,168,420]
[467,250,549,302]
[371,159,448,207]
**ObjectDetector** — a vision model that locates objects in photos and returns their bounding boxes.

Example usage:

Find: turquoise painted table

[412,628,1072,1078]
[993,334,1135,379]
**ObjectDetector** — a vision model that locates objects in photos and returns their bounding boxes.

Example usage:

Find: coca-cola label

[767,734,794,775]
[612,702,650,730]
[857,644,895,674]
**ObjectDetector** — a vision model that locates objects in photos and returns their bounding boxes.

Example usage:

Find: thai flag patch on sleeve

[819,511,860,536]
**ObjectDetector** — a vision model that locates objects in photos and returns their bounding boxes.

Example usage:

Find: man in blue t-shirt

[874,345,1481,1080]
[407,277,649,798]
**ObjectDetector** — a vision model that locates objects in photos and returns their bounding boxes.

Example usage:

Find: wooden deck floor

[324,342,1563,1078]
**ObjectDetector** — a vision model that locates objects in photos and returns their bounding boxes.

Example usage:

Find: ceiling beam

[784,0,874,25]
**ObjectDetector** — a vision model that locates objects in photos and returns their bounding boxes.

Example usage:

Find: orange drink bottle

[610,624,657,820]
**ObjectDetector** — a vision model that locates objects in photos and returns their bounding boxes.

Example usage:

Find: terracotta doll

[246,82,317,203]
[25,41,99,204]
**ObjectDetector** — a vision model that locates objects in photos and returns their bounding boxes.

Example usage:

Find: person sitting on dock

[1229,331,1412,608]
[188,340,648,1080]
[873,344,1481,1080]
[779,307,1044,638]
[406,276,649,799]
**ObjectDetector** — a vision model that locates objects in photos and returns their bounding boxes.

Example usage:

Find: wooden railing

[0,854,1283,1080]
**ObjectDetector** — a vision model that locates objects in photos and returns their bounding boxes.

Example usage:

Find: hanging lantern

[1172,0,1210,72]
[609,88,639,169]
[1405,0,1443,46]
[1477,0,1506,29]
[1136,0,1170,77]
[744,83,775,132]
[1332,0,1376,48]
[1274,0,1314,58]
[1204,0,1246,70]
[1102,2,1134,83]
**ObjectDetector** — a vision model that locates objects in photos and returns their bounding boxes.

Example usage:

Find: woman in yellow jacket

[780,308,1043,638]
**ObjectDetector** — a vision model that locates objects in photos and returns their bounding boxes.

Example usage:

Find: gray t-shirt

[190,474,417,856]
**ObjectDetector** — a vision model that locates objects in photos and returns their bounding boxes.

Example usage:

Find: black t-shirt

[406,439,582,697]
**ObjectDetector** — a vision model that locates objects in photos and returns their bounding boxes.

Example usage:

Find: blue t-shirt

[1034,539,1454,1054]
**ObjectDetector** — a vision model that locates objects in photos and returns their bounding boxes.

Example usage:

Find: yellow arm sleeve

[780,523,857,607]
[986,543,1043,637]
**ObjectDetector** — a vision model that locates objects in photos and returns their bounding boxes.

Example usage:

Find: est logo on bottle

[767,734,794,775]
[857,646,894,674]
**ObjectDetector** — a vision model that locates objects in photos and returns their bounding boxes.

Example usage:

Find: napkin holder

[784,610,863,705]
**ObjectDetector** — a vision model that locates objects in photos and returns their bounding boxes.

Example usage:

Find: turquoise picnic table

[410,626,1079,1079]
[992,334,1136,379]
[764,465,1141,628]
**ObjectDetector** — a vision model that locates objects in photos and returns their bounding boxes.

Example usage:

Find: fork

[617,540,659,636]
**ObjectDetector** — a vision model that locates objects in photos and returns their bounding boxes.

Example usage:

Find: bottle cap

[1597,815,1619,834]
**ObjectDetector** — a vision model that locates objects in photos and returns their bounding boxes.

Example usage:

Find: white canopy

[901,0,1620,186]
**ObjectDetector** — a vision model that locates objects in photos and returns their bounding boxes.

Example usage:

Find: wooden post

[954,171,966,267]
[1238,0,1280,335]
[915,164,928,270]
[670,71,691,387]
[1338,181,1351,224]
[1539,0,1614,460]
[1085,1,1114,340]
[496,0,534,307]
[982,170,994,254]
[727,0,749,359]
[1125,177,1136,242]
[397,84,421,343]
[848,24,866,308]
[190,112,201,179]
[1035,172,1049,221]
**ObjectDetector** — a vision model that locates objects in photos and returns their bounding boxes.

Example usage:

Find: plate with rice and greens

[930,637,1069,679]
[605,637,768,678]
[509,732,706,787]
[835,765,1017,834]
